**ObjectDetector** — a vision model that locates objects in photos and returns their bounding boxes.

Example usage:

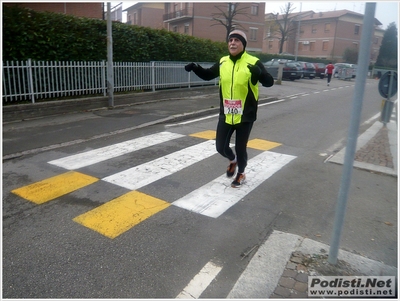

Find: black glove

[247,64,261,77]
[185,62,198,72]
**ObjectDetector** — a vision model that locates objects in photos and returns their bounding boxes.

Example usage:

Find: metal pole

[328,3,376,265]
[294,3,302,61]
[382,71,394,126]
[107,2,114,107]
[276,61,284,85]
[387,71,394,103]
[27,58,35,103]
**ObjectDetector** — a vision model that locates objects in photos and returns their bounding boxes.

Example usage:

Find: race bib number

[224,99,243,115]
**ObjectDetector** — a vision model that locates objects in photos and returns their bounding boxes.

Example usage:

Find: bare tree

[210,3,251,43]
[266,2,298,54]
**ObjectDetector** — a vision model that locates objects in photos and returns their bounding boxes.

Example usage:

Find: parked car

[292,62,304,79]
[312,63,326,79]
[295,62,316,79]
[263,59,302,81]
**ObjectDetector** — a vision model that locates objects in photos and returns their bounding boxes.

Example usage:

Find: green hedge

[3,5,227,62]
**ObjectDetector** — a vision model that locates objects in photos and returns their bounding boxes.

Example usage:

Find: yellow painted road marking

[190,130,216,140]
[247,139,281,151]
[11,171,98,204]
[73,191,170,239]
[190,131,282,151]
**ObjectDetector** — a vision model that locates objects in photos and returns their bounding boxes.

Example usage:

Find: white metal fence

[2,60,217,103]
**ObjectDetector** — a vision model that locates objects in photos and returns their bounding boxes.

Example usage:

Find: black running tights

[216,120,254,174]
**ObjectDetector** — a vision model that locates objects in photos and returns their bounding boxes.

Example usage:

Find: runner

[184,30,274,187]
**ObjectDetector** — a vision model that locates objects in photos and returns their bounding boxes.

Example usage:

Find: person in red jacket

[325,62,335,86]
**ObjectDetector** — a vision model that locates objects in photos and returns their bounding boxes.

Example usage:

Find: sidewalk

[329,103,398,177]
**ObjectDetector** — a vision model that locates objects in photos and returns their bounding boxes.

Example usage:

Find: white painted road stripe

[173,151,296,218]
[176,261,222,299]
[48,132,184,170]
[102,140,217,190]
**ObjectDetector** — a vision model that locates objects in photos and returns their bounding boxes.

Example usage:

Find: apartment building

[3,2,104,19]
[264,9,384,63]
[124,2,265,52]
[123,3,165,29]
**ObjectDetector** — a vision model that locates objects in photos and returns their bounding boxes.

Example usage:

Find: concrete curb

[227,231,302,298]
[228,230,397,298]
[328,121,397,176]
[387,121,398,175]
[2,86,219,123]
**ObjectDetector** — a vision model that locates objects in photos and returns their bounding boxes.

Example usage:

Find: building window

[324,23,330,33]
[184,23,189,34]
[133,12,137,25]
[300,26,304,34]
[268,40,273,49]
[354,24,360,35]
[172,25,178,32]
[266,26,271,37]
[249,27,257,41]
[322,41,328,51]
[251,4,259,15]
[310,41,315,51]
[298,42,303,51]
[312,24,317,33]
[374,37,379,44]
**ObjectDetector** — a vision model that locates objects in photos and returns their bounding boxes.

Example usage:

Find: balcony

[163,8,193,22]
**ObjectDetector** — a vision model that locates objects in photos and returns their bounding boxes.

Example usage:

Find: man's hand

[247,64,261,77]
[185,62,198,72]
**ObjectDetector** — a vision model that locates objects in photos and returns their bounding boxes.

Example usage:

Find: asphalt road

[3,78,397,298]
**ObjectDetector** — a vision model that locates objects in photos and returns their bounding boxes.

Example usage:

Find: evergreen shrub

[3,5,226,62]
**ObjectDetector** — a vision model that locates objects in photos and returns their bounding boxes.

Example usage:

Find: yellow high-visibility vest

[219,52,259,125]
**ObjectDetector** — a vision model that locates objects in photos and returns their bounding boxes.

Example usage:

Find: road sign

[378,71,398,98]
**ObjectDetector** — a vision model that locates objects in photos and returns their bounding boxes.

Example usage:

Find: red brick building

[124,2,266,52]
[3,2,104,19]
[123,3,165,29]
[264,9,384,63]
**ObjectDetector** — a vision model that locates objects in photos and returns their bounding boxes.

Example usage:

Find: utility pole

[294,3,302,61]
[328,2,377,265]
[107,2,114,108]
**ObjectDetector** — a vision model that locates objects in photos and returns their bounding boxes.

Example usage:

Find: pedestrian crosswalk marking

[48,132,185,170]
[189,130,216,140]
[102,140,217,190]
[247,139,282,151]
[172,151,296,218]
[11,171,99,204]
[73,191,170,239]
[11,130,296,238]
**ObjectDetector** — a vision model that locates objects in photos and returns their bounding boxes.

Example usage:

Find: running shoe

[226,161,237,178]
[231,173,246,188]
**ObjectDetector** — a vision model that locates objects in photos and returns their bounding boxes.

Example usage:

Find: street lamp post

[294,3,302,61]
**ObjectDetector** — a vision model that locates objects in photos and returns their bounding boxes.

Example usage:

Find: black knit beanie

[228,30,247,48]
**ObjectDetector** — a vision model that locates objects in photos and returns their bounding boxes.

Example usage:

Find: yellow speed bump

[73,191,170,239]
[11,171,98,204]
[247,139,281,151]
